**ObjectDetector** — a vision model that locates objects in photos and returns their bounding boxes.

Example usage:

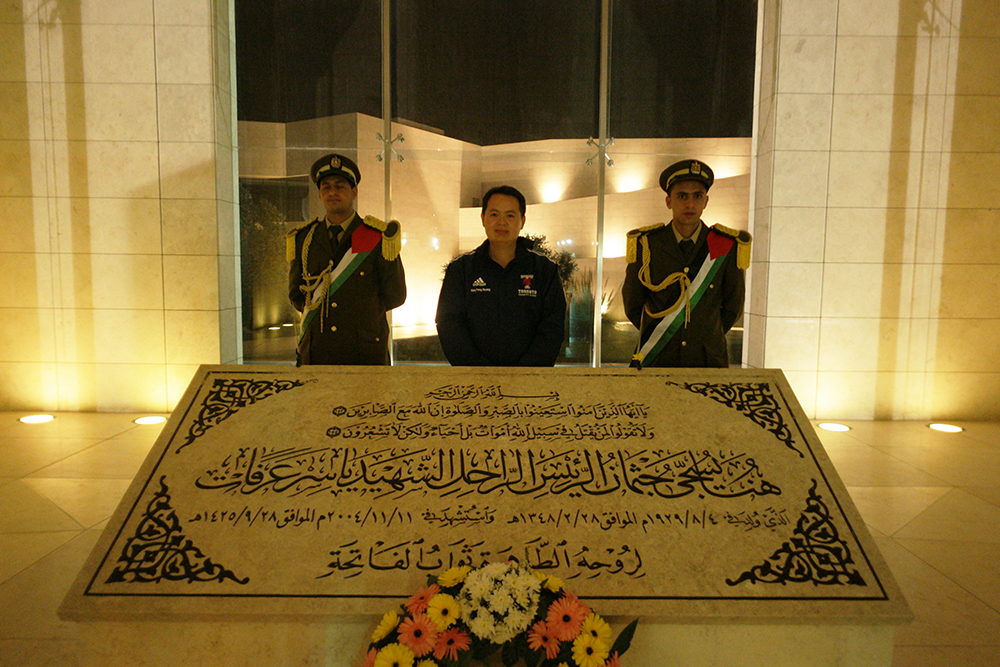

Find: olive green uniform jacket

[621,221,745,368]
[287,213,406,365]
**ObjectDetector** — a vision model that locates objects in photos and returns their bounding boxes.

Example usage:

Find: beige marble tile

[814,371,884,419]
[953,37,1000,95]
[845,486,951,535]
[774,94,833,151]
[0,531,80,585]
[0,481,82,533]
[217,254,238,310]
[822,208,889,263]
[167,363,201,408]
[830,94,906,152]
[777,36,836,94]
[0,364,58,412]
[0,412,142,440]
[892,646,1000,667]
[77,0,154,24]
[836,0,900,36]
[826,150,894,209]
[154,0,213,26]
[154,25,214,85]
[933,319,1000,373]
[771,149,829,208]
[827,442,951,490]
[159,141,218,199]
[769,206,826,262]
[0,438,102,478]
[0,197,47,254]
[0,307,57,363]
[766,262,823,317]
[20,478,132,529]
[27,438,153,481]
[44,83,158,142]
[0,251,53,309]
[957,1,1000,37]
[779,0,838,35]
[895,488,1000,542]
[777,369,817,416]
[963,486,1000,508]
[938,265,1000,319]
[57,25,157,85]
[0,24,41,83]
[0,140,35,198]
[946,152,1000,209]
[54,197,162,255]
[875,535,1000,647]
[157,84,215,143]
[763,316,820,371]
[161,198,218,255]
[63,254,165,311]
[896,537,1000,611]
[162,255,219,310]
[88,364,172,414]
[949,95,1000,153]
[0,82,33,141]
[165,310,220,364]
[818,317,901,372]
[53,139,161,200]
[820,263,890,318]
[940,208,1000,265]
[922,372,1000,421]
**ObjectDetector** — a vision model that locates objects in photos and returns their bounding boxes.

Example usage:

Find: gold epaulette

[712,224,753,270]
[285,219,318,263]
[626,223,664,263]
[363,215,402,261]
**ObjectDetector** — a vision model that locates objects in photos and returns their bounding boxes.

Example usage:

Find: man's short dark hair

[481,185,526,216]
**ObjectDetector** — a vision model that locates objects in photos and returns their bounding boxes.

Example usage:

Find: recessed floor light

[134,416,167,425]
[928,423,963,433]
[817,422,850,432]
[19,414,54,424]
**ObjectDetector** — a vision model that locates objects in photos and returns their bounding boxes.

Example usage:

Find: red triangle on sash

[707,229,735,259]
[351,224,382,254]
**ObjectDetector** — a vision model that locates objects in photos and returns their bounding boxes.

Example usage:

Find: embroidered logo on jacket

[471,277,490,293]
[518,274,537,297]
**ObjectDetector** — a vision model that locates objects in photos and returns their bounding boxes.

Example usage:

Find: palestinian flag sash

[299,224,382,344]
[632,231,734,368]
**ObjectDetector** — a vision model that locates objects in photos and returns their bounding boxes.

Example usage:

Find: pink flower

[397,613,438,657]
[405,584,440,615]
[433,626,471,661]
[527,619,561,660]
[604,651,622,667]
[361,647,378,667]
[545,592,590,641]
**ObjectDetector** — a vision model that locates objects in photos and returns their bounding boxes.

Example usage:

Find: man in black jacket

[287,153,406,365]
[436,185,566,366]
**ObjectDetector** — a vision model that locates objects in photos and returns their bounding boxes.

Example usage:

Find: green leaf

[610,619,639,657]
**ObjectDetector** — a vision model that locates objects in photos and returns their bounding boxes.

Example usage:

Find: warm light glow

[268,326,280,330]
[817,422,851,432]
[614,173,645,193]
[541,181,565,203]
[282,323,294,327]
[134,416,167,425]
[19,414,54,424]
[602,233,626,259]
[928,423,963,433]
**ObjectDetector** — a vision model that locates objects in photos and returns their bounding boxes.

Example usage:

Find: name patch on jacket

[471,277,490,293]
[518,274,537,297]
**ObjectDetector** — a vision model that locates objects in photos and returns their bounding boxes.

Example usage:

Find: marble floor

[1,412,998,666]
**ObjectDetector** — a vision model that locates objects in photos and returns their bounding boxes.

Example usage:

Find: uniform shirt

[436,237,566,366]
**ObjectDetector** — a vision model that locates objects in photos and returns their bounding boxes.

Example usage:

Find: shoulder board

[363,215,403,261]
[626,223,664,263]
[710,224,753,269]
[286,218,320,263]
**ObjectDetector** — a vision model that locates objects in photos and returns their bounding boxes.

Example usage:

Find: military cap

[659,159,714,193]
[310,153,361,188]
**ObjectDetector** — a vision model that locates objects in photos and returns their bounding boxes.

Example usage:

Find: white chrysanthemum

[457,562,541,645]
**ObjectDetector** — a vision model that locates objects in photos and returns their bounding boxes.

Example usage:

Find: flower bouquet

[363,561,637,667]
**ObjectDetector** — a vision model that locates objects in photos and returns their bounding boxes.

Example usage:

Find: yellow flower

[572,632,609,667]
[426,593,462,631]
[534,571,564,592]
[580,612,612,643]
[436,565,472,588]
[372,643,414,667]
[372,610,400,642]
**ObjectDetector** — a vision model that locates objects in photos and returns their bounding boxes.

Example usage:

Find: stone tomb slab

[61,365,910,625]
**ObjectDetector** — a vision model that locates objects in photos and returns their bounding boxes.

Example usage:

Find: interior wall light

[134,416,167,425]
[19,414,54,424]
[928,423,963,433]
[817,422,851,432]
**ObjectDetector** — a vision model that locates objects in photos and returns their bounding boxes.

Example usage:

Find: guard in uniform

[287,153,406,365]
[621,159,751,368]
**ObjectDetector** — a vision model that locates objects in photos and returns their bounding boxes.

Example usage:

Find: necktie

[329,224,343,245]
[679,239,694,254]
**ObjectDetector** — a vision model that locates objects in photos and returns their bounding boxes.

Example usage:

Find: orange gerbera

[405,584,441,615]
[527,619,561,660]
[397,613,438,657]
[433,626,471,661]
[604,651,622,667]
[361,647,378,667]
[545,592,589,641]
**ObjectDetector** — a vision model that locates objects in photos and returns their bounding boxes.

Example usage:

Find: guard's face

[481,194,525,244]
[665,180,709,226]
[318,175,357,219]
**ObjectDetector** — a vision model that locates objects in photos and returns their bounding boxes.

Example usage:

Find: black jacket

[436,238,566,366]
